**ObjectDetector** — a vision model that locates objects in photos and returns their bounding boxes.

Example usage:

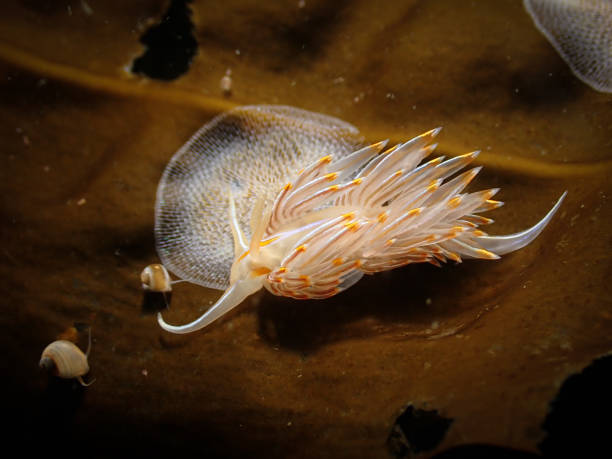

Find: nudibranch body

[153,105,565,334]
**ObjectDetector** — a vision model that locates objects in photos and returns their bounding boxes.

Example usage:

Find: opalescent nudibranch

[151,105,566,334]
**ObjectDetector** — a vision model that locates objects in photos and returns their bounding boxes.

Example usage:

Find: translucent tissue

[523,0,612,93]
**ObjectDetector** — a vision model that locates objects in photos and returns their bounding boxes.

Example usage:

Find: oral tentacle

[158,277,264,334]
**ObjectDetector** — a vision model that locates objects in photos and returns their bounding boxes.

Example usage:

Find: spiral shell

[40,331,94,386]
[141,264,172,293]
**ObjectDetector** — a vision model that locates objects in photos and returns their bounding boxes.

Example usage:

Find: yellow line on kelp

[0,41,236,114]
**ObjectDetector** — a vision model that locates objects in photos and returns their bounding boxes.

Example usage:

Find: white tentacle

[157,277,264,334]
[477,191,567,255]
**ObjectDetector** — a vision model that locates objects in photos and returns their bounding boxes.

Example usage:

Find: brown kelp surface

[1,1,610,457]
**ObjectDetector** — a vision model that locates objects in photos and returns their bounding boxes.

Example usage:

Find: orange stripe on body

[259,236,279,247]
[332,258,344,266]
[448,196,462,208]
[251,267,271,277]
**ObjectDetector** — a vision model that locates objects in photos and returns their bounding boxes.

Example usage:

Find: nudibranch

[152,105,566,334]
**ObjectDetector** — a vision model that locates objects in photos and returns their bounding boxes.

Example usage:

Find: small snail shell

[40,329,94,387]
[141,264,172,293]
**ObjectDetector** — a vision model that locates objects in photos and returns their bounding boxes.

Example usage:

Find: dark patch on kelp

[388,404,453,457]
[131,0,197,80]
[539,354,612,458]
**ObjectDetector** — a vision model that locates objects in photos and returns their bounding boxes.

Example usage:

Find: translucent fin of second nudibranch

[477,191,567,255]
[157,277,264,334]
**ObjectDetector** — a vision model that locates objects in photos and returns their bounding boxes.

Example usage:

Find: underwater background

[1,0,610,457]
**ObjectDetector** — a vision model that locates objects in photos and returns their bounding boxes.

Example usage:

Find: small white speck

[412,105,417,110]
[386,92,396,100]
[514,88,519,94]
[235,49,241,55]
[333,76,345,84]
[425,297,432,305]
[298,0,306,8]
[22,135,30,146]
[77,198,87,206]
[43,165,50,173]
[142,369,148,377]
[220,72,232,95]
[287,421,292,426]
[522,280,532,289]
[290,80,297,87]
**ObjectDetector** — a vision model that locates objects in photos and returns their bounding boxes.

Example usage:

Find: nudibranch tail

[157,277,264,334]
[477,191,567,256]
